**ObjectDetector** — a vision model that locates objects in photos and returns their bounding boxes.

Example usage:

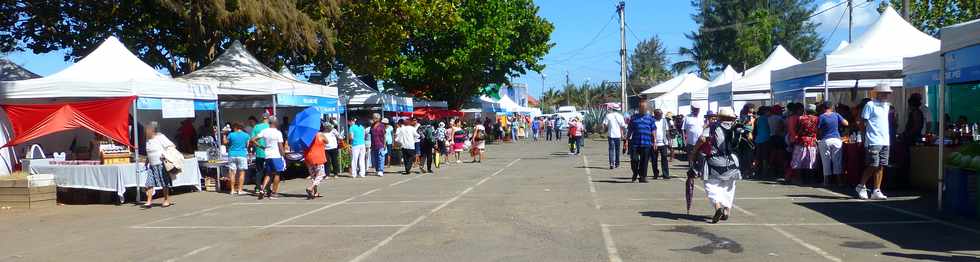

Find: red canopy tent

[2,97,135,148]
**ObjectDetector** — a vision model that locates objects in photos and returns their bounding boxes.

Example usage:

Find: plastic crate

[943,168,978,217]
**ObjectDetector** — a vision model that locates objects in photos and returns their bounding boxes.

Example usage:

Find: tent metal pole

[272,95,278,117]
[214,102,221,193]
[823,73,830,101]
[937,54,946,212]
[132,101,140,204]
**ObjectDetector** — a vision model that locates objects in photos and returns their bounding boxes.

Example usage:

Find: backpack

[705,123,741,181]
[422,125,436,144]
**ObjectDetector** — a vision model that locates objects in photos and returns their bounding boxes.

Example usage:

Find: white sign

[161,99,195,118]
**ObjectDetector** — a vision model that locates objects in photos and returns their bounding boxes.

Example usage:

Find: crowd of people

[604,83,900,223]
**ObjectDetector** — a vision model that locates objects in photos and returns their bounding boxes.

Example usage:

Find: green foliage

[689,0,823,72]
[386,0,554,108]
[886,0,980,37]
[581,106,608,135]
[628,36,671,91]
[540,81,621,111]
[672,32,713,80]
[9,0,339,76]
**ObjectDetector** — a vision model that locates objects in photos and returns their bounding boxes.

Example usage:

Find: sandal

[141,204,152,209]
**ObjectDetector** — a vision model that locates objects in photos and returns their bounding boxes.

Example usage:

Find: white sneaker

[871,189,888,200]
[378,172,384,177]
[855,185,869,200]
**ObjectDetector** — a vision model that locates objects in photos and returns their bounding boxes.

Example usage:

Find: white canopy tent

[338,68,413,113]
[640,73,688,97]
[178,41,337,111]
[685,66,738,115]
[771,6,938,102]
[902,51,940,88]
[648,73,709,115]
[710,46,800,113]
[1,37,215,101]
[0,36,217,177]
[480,95,522,113]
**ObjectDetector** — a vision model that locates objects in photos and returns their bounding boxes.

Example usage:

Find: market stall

[709,45,799,113]
[642,73,709,115]
[0,59,40,176]
[0,37,213,201]
[681,66,737,115]
[178,41,339,190]
[771,6,937,106]
[937,18,980,215]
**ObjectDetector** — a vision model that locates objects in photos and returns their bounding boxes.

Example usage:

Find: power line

[697,0,850,33]
[547,13,618,61]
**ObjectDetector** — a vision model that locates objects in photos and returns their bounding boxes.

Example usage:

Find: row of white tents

[641,6,958,116]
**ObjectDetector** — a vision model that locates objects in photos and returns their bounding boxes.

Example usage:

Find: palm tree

[671,32,712,80]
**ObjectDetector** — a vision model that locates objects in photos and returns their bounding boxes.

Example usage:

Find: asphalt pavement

[1,138,979,262]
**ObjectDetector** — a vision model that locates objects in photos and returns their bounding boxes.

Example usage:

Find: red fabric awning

[2,97,135,147]
[413,108,464,120]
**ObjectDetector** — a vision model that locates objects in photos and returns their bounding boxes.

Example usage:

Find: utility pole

[902,0,910,21]
[617,1,628,112]
[848,0,853,42]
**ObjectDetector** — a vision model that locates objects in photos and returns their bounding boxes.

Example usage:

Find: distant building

[503,83,528,107]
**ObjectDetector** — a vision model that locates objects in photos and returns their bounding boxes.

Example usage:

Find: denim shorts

[865,145,890,167]
[227,157,248,172]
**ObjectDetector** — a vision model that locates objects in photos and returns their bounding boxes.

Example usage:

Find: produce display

[948,143,980,171]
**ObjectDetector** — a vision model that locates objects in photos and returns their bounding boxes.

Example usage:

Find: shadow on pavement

[639,211,708,222]
[593,179,634,184]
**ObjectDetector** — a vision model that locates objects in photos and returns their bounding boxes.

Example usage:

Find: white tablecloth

[28,159,202,200]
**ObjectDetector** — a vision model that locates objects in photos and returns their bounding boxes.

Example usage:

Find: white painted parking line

[815,187,980,236]
[272,224,409,228]
[164,245,213,262]
[131,204,231,228]
[771,226,843,262]
[232,200,447,206]
[348,158,522,262]
[134,224,412,229]
[600,224,624,262]
[135,225,263,229]
[260,174,428,230]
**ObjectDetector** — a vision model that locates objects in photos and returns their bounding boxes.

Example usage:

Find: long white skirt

[704,178,737,209]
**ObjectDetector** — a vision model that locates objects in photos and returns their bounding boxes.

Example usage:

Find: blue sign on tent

[137,97,216,111]
[946,44,980,85]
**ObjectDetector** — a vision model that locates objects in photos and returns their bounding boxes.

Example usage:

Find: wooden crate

[0,184,56,209]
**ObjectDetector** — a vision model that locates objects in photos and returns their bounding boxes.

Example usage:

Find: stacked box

[0,179,56,209]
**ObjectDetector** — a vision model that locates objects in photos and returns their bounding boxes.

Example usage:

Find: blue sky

[5,0,882,97]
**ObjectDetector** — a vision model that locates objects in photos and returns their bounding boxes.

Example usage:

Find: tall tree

[886,0,980,37]
[690,0,822,72]
[671,32,712,80]
[11,0,339,76]
[628,36,671,93]
[387,0,554,108]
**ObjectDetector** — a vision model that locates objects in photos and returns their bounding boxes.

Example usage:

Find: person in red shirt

[304,128,328,199]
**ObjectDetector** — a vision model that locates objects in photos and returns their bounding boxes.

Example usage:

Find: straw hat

[717,108,737,119]
[872,83,893,93]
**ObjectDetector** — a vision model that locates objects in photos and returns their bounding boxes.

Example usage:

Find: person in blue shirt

[625,101,656,183]
[753,106,771,178]
[223,122,251,195]
[348,118,368,178]
[857,84,892,200]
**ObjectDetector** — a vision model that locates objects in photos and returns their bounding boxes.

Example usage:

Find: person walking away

[369,114,387,177]
[784,103,803,182]
[567,118,579,155]
[223,122,250,195]
[683,107,705,166]
[857,84,893,200]
[252,117,286,200]
[695,108,744,223]
[385,118,394,167]
[626,101,656,183]
[817,102,848,186]
[435,122,448,168]
[471,121,487,163]
[396,119,420,174]
[767,105,787,180]
[142,122,175,208]
[531,117,541,141]
[419,120,436,173]
[556,117,564,140]
[511,116,520,142]
[303,129,328,199]
[753,106,771,178]
[324,124,341,178]
[736,104,756,179]
[348,118,368,178]
[790,104,820,184]
[603,106,627,169]
[653,109,671,179]
[251,114,270,193]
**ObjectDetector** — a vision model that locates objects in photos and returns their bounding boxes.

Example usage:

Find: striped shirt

[628,114,656,147]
